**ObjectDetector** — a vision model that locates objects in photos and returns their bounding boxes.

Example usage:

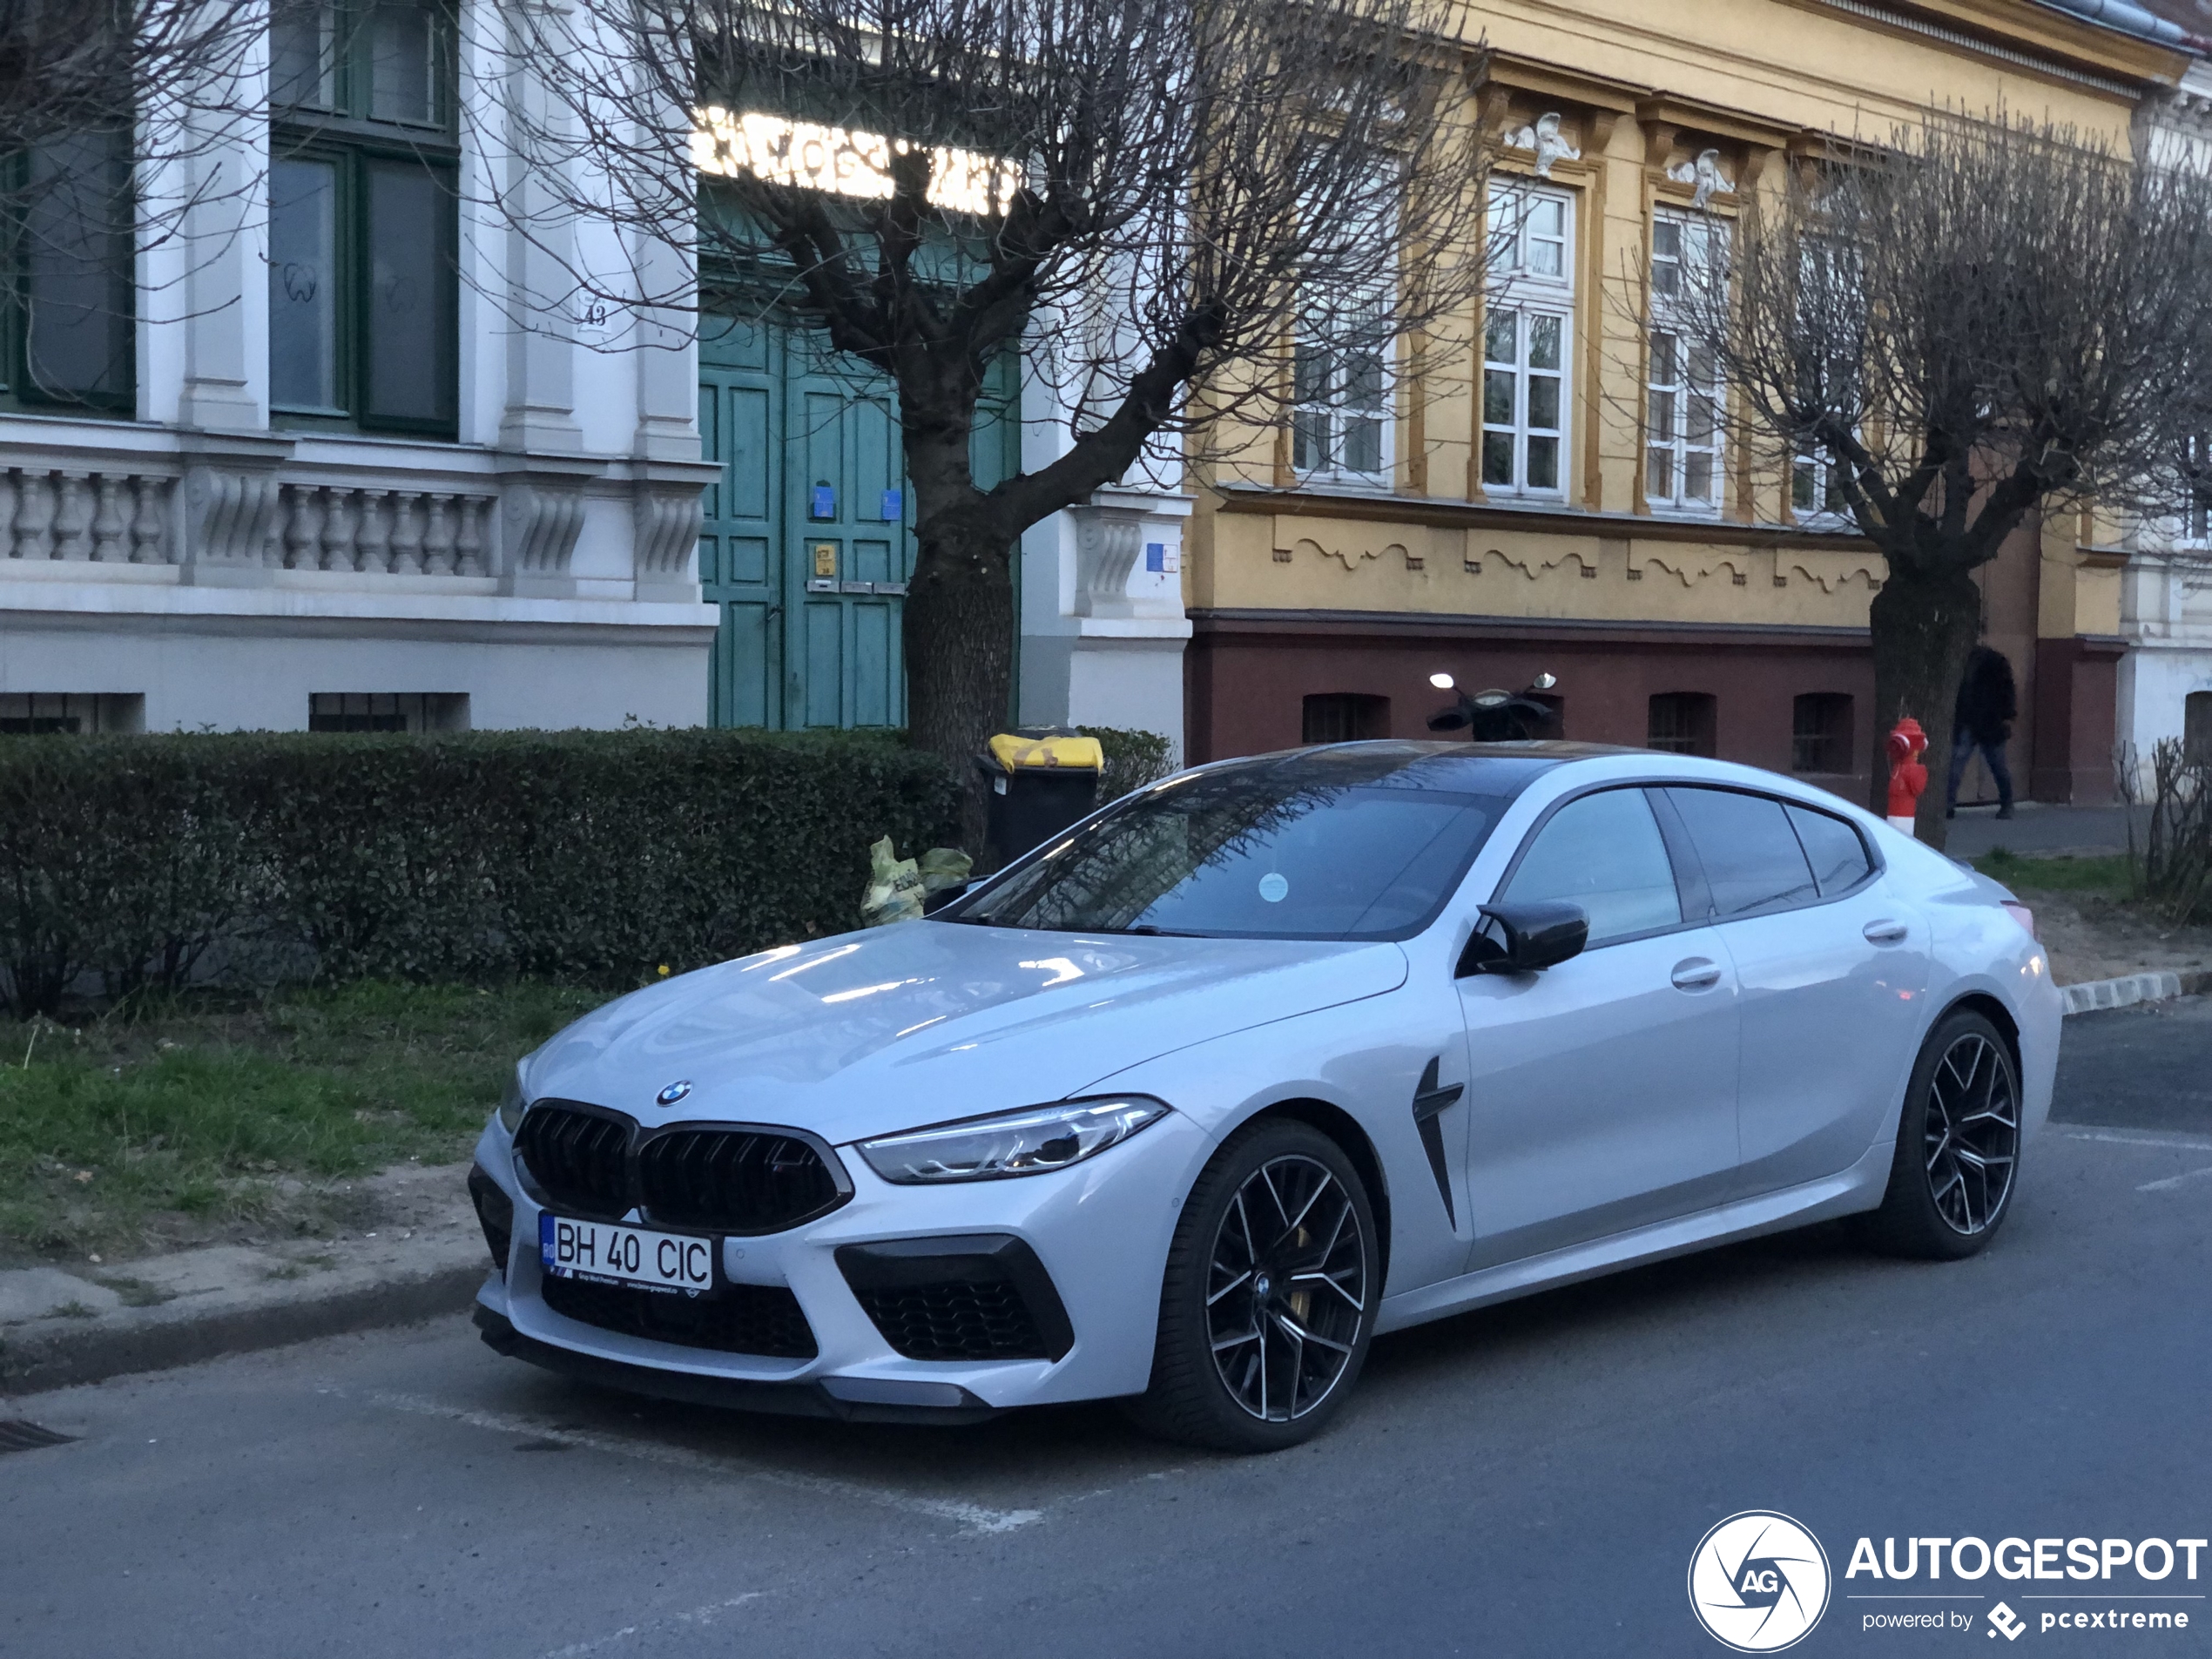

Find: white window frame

[1792,444,1849,524]
[1646,210,1728,515]
[2181,433,2211,546]
[1292,309,1393,484]
[1293,179,1399,487]
[1480,183,1575,499]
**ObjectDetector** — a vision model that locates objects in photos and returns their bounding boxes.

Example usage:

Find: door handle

[1669,957,1722,991]
[1863,920,1909,945]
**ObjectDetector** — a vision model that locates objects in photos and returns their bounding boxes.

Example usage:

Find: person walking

[1946,644,2017,819]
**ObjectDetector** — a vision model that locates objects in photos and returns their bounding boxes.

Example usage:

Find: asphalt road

[3,1006,2208,1659]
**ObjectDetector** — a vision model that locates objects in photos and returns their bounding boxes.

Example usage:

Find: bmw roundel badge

[656,1080,692,1106]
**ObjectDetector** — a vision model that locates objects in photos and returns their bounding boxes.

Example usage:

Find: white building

[2122,42,2212,780]
[1,3,1190,750]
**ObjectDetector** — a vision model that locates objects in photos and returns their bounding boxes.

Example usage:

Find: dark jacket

[1954,646,2018,745]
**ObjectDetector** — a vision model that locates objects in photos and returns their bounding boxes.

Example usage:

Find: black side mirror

[1456,901,1589,976]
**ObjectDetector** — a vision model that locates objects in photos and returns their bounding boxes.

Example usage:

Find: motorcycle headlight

[496,1068,526,1135]
[853,1097,1170,1184]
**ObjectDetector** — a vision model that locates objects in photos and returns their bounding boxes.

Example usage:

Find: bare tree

[2,0,280,406]
[498,0,1494,836]
[1661,111,2212,845]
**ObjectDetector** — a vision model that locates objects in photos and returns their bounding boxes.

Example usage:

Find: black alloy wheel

[1126,1119,1378,1452]
[1859,1008,2022,1259]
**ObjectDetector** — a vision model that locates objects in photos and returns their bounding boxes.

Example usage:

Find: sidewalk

[1944,802,2140,860]
[0,1162,486,1394]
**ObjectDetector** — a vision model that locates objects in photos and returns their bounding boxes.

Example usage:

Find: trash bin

[978,731,1103,866]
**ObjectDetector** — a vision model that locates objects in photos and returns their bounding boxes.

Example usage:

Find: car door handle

[1863,920,1909,945]
[1669,957,1723,991]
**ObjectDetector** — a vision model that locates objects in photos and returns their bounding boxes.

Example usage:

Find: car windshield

[947,745,1536,941]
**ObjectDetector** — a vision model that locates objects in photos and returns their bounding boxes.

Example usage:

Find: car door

[1658,786,1932,1197]
[1455,785,1743,1268]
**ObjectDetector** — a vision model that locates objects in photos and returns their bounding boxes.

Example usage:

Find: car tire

[1856,1008,2023,1261]
[1123,1118,1379,1453]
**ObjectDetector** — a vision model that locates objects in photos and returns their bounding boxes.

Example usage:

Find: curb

[0,1259,486,1399]
[2060,969,2212,1017]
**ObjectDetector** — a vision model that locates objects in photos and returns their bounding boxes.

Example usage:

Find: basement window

[0,692,144,733]
[308,692,469,732]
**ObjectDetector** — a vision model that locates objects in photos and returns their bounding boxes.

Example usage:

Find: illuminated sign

[691,107,1022,217]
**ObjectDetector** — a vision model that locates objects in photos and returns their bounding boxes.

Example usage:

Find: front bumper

[469,1105,1211,1413]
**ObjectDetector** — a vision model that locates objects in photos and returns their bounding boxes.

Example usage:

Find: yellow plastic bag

[860,836,925,927]
[917,846,974,898]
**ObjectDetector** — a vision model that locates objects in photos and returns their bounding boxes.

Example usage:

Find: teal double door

[698,311,1017,730]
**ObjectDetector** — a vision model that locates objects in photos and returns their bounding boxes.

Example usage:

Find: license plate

[539,1213,718,1294]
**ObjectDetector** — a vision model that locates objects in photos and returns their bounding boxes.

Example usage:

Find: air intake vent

[540,1275,818,1359]
[837,1234,1074,1362]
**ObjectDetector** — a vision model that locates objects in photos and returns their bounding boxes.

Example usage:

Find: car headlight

[497,1068,526,1135]
[853,1097,1170,1184]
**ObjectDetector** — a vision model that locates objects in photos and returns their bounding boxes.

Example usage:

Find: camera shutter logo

[1688,1511,1831,1652]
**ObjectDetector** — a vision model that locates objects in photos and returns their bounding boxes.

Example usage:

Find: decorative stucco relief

[1628,548,1750,588]
[1782,555,1885,595]
[1466,544,1595,581]
[1665,150,1734,210]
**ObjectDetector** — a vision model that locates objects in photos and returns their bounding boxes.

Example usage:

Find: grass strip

[0,980,604,1264]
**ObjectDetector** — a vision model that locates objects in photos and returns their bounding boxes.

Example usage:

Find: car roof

[1184,739,1625,798]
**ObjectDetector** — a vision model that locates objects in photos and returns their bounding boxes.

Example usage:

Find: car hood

[524,921,1408,1145]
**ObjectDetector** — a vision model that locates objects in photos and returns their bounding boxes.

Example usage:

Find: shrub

[2137,737,2212,923]
[1085,725,1178,802]
[0,730,958,1015]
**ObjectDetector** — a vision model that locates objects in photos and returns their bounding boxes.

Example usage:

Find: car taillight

[2000,900,2036,941]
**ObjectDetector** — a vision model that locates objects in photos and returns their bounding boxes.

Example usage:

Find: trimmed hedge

[1088,725,1177,802]
[0,730,958,1015]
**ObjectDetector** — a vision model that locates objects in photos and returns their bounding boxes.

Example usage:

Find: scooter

[1426,671,1560,741]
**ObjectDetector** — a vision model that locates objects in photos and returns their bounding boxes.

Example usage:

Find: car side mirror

[1455,901,1589,976]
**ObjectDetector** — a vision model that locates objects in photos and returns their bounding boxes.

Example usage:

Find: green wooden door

[698,311,1018,731]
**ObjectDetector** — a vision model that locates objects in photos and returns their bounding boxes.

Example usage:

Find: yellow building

[1184,0,2188,804]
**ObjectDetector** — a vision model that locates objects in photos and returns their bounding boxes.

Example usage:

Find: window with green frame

[268,0,458,436]
[0,131,136,415]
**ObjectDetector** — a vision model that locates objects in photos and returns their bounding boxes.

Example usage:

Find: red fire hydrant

[1886,716,1929,836]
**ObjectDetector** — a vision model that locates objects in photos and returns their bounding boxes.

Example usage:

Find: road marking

[367,1391,1042,1535]
[536,1594,765,1659]
[2060,1129,2212,1154]
[2139,1164,2212,1193]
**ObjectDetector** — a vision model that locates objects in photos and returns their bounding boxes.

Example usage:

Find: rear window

[949,748,1523,940]
[1785,803,1873,894]
[1664,787,1818,918]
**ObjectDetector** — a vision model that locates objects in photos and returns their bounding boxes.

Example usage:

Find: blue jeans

[1947,730,2014,811]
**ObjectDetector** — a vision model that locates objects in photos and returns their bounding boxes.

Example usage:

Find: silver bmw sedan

[469,741,2059,1452]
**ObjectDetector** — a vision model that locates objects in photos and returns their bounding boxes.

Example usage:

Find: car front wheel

[1126,1118,1378,1453]
[1858,1008,2023,1259]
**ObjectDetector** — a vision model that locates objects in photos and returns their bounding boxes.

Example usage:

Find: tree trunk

[1866,562,1983,852]
[903,523,1015,856]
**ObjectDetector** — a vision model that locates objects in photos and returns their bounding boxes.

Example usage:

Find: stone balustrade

[273,483,496,577]
[0,468,176,563]
[0,450,699,597]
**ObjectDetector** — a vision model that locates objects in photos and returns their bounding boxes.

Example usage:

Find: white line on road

[2139,1164,2212,1193]
[2060,1129,2212,1154]
[536,1594,765,1659]
[367,1391,1042,1535]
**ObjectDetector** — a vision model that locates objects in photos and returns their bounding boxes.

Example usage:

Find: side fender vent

[1411,1056,1465,1227]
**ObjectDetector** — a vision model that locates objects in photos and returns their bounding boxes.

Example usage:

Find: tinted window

[952,748,1521,940]
[1666,788,1817,917]
[1502,787,1680,945]
[1786,804,1872,894]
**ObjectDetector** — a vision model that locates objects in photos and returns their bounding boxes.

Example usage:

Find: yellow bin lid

[987,733,1103,773]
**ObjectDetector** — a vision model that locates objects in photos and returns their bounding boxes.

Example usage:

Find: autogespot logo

[1689,1511,1833,1653]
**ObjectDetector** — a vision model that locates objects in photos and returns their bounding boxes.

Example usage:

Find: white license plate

[539,1213,718,1294]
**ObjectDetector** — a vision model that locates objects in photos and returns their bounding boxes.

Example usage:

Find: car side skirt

[1373,1136,1893,1335]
